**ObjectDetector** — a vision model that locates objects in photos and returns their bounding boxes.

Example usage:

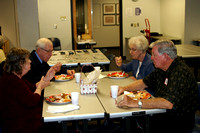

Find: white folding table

[176,44,200,80]
[42,75,105,132]
[87,71,166,133]
[48,49,110,71]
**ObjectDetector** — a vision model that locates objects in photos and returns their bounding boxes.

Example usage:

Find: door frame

[71,0,123,57]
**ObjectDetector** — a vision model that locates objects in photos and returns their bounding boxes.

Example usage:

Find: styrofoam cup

[75,73,81,83]
[71,92,79,105]
[94,66,100,71]
[111,85,119,99]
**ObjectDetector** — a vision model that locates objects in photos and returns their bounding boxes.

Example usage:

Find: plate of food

[107,72,128,79]
[54,74,73,81]
[124,91,152,100]
[116,91,152,103]
[46,93,71,105]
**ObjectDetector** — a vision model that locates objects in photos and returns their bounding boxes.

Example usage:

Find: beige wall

[1,0,200,55]
[160,0,185,43]
[0,0,39,51]
[16,0,39,51]
[122,0,161,55]
[38,0,72,50]
[0,0,18,48]
[93,0,120,48]
[184,0,200,44]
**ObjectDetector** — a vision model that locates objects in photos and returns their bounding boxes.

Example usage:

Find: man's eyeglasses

[128,48,137,52]
[40,47,53,53]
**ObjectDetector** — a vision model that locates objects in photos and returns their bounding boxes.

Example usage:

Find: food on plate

[46,93,71,103]
[124,91,151,100]
[116,91,152,106]
[54,75,73,80]
[107,72,128,78]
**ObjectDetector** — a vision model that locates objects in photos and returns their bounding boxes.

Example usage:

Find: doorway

[71,0,123,56]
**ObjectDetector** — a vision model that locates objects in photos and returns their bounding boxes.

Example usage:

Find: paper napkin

[46,104,80,113]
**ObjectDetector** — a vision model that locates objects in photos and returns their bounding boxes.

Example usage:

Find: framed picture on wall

[103,15,115,26]
[103,4,115,14]
[116,15,120,25]
[116,4,119,14]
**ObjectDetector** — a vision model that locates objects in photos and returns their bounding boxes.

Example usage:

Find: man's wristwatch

[138,100,142,108]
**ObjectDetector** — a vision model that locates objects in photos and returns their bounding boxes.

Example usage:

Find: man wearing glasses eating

[23,38,75,84]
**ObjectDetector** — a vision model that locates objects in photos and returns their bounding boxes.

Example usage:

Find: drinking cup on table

[110,85,119,99]
[94,66,100,71]
[78,35,81,40]
[71,92,79,105]
[75,73,81,83]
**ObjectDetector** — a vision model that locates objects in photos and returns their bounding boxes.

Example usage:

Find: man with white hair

[116,40,198,133]
[23,38,75,84]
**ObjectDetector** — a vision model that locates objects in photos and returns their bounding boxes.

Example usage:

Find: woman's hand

[129,76,137,80]
[35,76,50,95]
[44,67,55,81]
[115,56,122,67]
[37,76,50,89]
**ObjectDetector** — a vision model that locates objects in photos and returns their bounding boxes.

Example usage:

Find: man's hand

[116,95,137,108]
[110,86,126,98]
[117,86,126,96]
[67,69,75,77]
[52,62,62,72]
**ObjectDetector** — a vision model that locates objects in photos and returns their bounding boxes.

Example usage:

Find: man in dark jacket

[23,38,75,84]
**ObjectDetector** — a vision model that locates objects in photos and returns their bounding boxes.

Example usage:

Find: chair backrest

[100,48,107,54]
[107,54,115,61]
[81,65,94,73]
[48,37,61,50]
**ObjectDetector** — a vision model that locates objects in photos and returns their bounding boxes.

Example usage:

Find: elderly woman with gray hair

[0,47,55,132]
[115,35,154,80]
